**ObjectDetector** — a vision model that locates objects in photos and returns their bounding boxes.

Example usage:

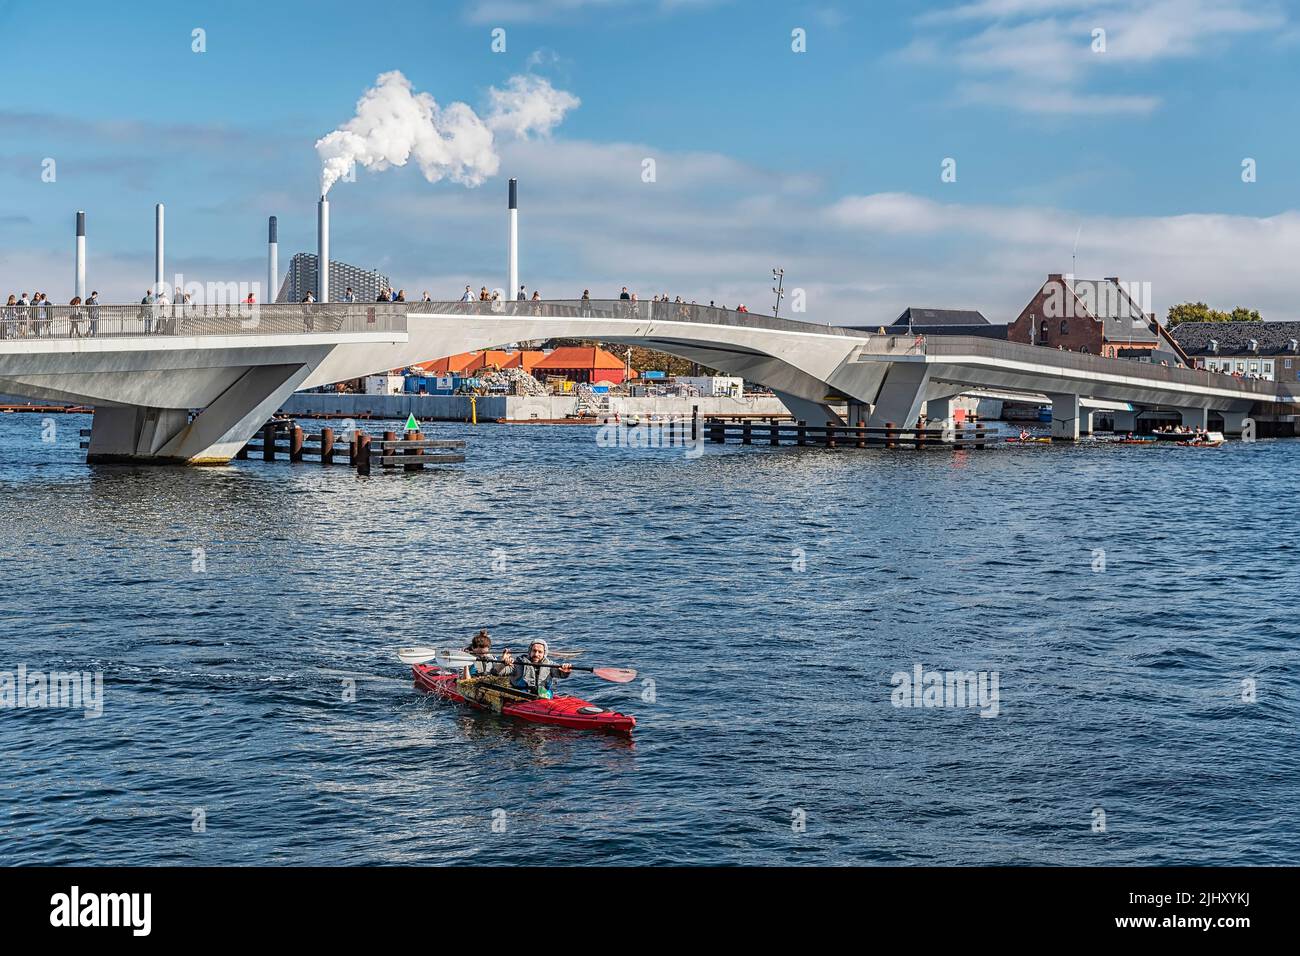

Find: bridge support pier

[1111,409,1137,433]
[772,389,844,427]
[1177,406,1210,430]
[924,393,962,425]
[86,363,312,464]
[1046,393,1080,441]
[868,364,930,428]
[1219,409,1251,436]
[1081,410,1095,436]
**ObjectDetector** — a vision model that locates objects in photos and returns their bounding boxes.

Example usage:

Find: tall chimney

[507,178,518,300]
[268,216,278,305]
[74,211,86,301]
[154,203,165,295]
[317,196,330,303]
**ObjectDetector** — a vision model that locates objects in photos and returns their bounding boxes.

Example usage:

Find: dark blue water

[0,412,1295,865]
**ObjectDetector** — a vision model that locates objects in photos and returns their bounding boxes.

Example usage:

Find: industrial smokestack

[154,203,165,295]
[268,216,278,305]
[74,211,86,301]
[507,178,518,301]
[317,197,330,303]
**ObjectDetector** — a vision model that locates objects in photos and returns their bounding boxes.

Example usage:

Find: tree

[1166,302,1261,326]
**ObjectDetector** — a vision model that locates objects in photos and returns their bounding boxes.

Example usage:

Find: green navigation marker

[404,413,419,432]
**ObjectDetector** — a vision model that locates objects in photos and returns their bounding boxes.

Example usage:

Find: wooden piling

[357,433,372,475]
[290,426,304,462]
[797,420,807,446]
[405,430,424,471]
[825,420,837,448]
[382,430,397,468]
[320,427,335,465]
[742,421,752,445]
[769,421,780,446]
[262,423,276,461]
[856,420,866,449]
[885,421,897,449]
[691,405,699,442]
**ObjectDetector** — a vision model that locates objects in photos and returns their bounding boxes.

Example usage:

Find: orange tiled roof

[533,346,628,370]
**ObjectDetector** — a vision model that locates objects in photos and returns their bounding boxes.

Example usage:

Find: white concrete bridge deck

[0,300,1289,462]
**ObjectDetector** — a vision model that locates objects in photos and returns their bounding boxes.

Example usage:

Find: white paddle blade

[433,648,477,670]
[397,646,441,665]
[592,667,637,683]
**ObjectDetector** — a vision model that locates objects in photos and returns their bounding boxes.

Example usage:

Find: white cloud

[485,75,581,139]
[905,0,1288,115]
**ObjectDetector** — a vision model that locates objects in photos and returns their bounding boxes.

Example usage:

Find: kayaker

[464,630,511,678]
[501,640,572,699]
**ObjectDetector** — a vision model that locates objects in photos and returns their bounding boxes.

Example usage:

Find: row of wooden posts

[238,422,466,474]
[702,417,991,449]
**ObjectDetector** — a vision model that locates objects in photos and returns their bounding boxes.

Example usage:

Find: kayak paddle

[429,648,637,683]
[397,645,584,665]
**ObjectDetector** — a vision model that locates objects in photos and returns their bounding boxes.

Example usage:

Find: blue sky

[2,0,1298,322]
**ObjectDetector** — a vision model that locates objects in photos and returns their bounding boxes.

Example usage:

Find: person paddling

[464,630,510,678]
[501,640,572,699]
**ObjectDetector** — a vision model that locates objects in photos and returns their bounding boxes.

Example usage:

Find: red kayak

[412,663,636,735]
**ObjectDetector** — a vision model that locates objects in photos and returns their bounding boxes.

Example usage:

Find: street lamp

[772,268,785,319]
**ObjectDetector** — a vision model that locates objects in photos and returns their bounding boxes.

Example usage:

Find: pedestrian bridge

[0,300,1288,463]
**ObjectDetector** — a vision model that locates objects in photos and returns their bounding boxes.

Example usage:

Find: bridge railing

[0,304,408,341]
[925,335,1282,398]
[406,299,862,336]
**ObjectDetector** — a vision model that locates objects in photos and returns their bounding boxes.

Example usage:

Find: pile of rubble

[476,367,549,396]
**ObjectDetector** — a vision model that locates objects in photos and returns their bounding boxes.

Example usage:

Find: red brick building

[1007,275,1188,362]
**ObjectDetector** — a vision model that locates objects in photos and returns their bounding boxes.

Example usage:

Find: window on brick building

[1060,319,1069,334]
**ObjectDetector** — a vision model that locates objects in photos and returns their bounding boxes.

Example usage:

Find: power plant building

[277,253,391,303]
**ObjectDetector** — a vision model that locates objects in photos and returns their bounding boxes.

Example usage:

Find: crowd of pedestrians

[2,290,104,338]
[1,282,758,338]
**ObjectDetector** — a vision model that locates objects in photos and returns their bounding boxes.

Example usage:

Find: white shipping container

[676,376,744,397]
[363,375,405,395]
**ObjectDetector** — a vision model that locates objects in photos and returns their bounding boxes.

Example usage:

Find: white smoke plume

[316,70,579,195]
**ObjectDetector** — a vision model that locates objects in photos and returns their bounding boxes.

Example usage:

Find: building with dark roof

[846,307,1009,339]
[1005,275,1189,363]
[1170,321,1300,382]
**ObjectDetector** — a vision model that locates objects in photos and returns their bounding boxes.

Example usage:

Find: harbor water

[0,412,1295,865]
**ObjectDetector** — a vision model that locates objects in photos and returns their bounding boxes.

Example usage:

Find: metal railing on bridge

[0,303,408,341]
[405,298,862,336]
[923,335,1282,399]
